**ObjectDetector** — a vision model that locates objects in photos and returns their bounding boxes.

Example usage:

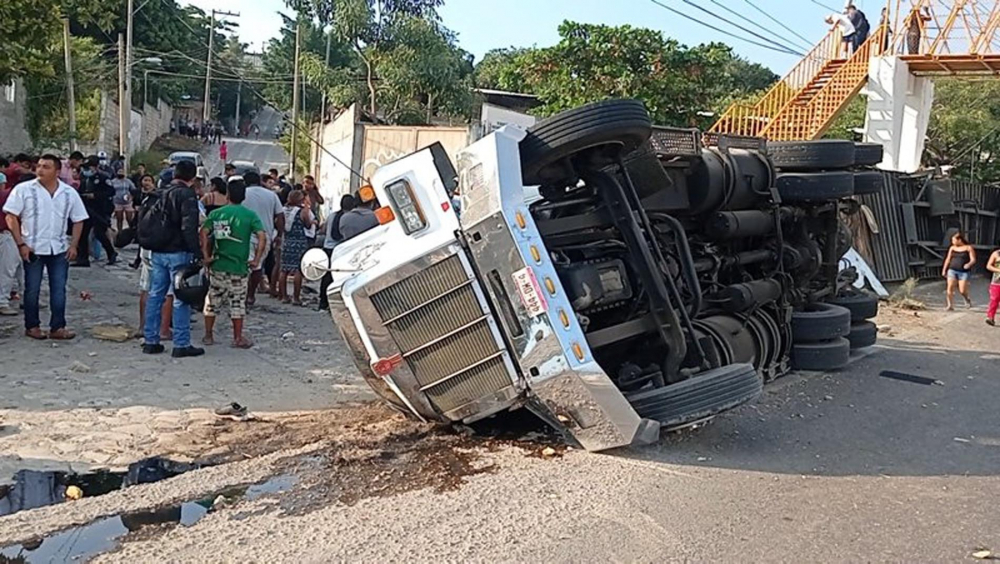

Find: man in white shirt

[241,171,284,305]
[2,154,89,340]
[827,12,857,56]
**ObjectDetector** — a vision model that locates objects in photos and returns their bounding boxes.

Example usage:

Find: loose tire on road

[791,338,851,371]
[854,143,884,167]
[847,321,878,349]
[626,363,762,430]
[776,171,855,202]
[520,99,652,186]
[853,171,884,196]
[828,290,879,321]
[768,140,856,171]
[792,303,852,343]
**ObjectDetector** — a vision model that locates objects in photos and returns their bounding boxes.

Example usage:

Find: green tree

[484,21,777,129]
[924,79,1000,183]
[474,48,529,91]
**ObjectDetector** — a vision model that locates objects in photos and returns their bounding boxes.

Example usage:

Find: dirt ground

[3,255,999,561]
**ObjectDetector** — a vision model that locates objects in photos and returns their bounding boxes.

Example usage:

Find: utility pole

[235,79,242,137]
[124,0,134,172]
[290,19,302,179]
[118,33,127,161]
[62,18,77,152]
[203,9,240,125]
[320,27,331,122]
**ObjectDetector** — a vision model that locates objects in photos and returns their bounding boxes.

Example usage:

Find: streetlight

[137,57,162,106]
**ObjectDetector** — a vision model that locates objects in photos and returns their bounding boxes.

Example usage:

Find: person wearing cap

[0,171,22,316]
[76,155,118,266]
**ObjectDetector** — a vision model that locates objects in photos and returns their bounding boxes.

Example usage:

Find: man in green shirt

[200,179,266,348]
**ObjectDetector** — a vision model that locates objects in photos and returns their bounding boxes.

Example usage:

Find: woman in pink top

[219,141,228,163]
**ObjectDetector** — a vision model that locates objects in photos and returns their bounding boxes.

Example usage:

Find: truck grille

[369,255,513,414]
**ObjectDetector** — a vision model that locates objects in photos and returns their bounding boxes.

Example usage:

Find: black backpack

[136,189,175,251]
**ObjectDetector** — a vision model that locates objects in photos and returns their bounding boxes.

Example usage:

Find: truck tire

[792,303,852,343]
[853,171,884,196]
[854,143,884,167]
[791,338,851,371]
[847,321,878,349]
[625,363,762,430]
[828,290,879,321]
[768,140,855,171]
[520,99,652,186]
[776,171,854,202]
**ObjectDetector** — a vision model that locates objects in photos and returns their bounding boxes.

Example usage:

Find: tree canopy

[472,21,778,129]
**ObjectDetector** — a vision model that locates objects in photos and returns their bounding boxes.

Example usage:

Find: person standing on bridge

[826,12,856,58]
[906,6,932,55]
[846,5,870,54]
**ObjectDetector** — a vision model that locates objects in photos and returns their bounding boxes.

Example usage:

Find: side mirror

[300,248,331,281]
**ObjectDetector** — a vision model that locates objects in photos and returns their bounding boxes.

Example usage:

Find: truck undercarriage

[308,99,882,451]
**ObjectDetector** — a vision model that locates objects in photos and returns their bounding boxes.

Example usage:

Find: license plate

[512,267,548,318]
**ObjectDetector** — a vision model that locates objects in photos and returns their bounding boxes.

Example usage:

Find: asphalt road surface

[204,106,290,176]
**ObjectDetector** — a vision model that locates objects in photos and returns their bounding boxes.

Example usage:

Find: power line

[647,0,804,56]
[675,0,806,56]
[707,0,813,52]
[809,0,841,13]
[742,0,817,51]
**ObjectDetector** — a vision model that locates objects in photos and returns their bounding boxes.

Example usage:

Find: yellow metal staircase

[711,25,891,141]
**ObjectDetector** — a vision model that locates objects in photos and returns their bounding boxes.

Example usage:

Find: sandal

[232,338,254,349]
[202,335,215,346]
[25,327,47,340]
[49,328,76,340]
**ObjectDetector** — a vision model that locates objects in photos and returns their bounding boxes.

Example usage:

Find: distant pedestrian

[906,6,932,55]
[826,12,857,57]
[76,156,118,266]
[200,179,267,348]
[214,124,223,144]
[241,171,284,306]
[986,248,1000,326]
[846,5,870,53]
[137,159,205,358]
[111,168,137,232]
[135,173,174,340]
[0,172,22,316]
[318,194,354,311]
[2,155,88,340]
[339,195,380,241]
[219,141,228,163]
[278,190,313,306]
[942,232,976,311]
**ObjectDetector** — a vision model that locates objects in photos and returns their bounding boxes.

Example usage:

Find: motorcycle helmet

[173,263,208,310]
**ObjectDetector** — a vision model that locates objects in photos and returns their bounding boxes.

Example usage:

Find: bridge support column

[863,57,934,173]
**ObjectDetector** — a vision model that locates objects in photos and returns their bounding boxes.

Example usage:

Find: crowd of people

[0,148,380,359]
[173,119,225,144]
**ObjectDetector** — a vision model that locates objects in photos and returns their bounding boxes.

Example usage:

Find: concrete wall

[0,80,32,154]
[92,91,173,156]
[864,57,935,173]
[360,125,469,180]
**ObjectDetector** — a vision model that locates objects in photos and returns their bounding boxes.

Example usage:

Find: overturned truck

[303,100,882,451]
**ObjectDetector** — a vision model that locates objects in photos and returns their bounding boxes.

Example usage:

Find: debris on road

[69,361,92,373]
[91,324,134,342]
[972,549,994,559]
[879,370,943,386]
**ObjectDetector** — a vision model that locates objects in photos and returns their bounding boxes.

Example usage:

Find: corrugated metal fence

[855,172,1000,283]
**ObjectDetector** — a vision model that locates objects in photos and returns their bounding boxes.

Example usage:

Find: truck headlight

[386,180,426,234]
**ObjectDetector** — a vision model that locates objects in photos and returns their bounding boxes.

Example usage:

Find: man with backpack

[137,159,205,358]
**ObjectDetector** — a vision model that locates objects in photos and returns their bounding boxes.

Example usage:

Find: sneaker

[0,306,17,316]
[107,253,118,266]
[142,343,165,354]
[171,346,205,358]
[214,402,248,419]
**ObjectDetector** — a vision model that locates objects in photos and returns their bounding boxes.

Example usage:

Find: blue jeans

[24,252,69,331]
[145,251,194,347]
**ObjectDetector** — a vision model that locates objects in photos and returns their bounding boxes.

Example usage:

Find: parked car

[301,99,883,452]
[230,160,259,177]
[168,151,207,180]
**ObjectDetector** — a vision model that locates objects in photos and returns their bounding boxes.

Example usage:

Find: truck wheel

[854,143,884,167]
[847,321,878,349]
[776,171,854,202]
[520,99,652,186]
[792,303,851,343]
[853,171,884,196]
[791,338,851,371]
[625,363,762,430]
[768,140,855,171]
[828,290,879,321]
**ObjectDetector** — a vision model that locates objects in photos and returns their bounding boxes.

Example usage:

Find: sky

[181,0,882,74]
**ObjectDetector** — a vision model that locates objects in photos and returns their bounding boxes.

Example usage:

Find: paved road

[203,106,290,176]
